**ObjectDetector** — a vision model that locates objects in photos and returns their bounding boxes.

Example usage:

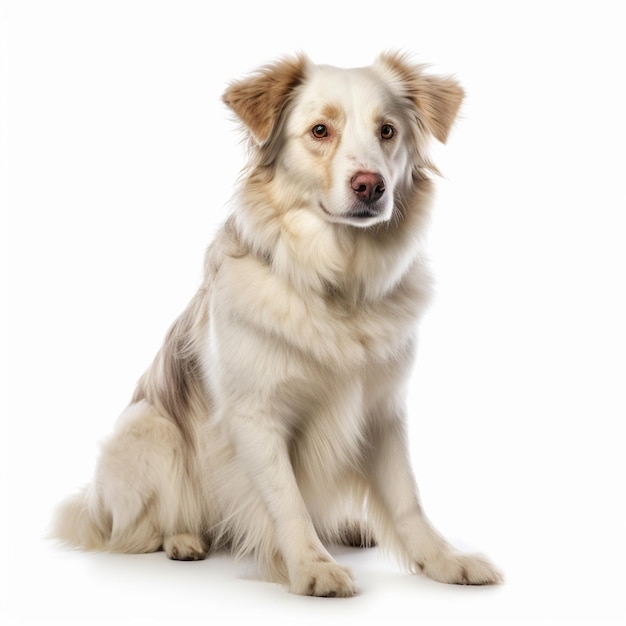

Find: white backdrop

[2,1,625,624]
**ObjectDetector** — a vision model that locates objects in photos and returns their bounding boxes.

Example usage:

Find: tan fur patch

[378,51,464,143]
[222,55,308,145]
[319,103,344,125]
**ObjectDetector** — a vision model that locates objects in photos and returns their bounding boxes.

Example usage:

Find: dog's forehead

[294,63,395,116]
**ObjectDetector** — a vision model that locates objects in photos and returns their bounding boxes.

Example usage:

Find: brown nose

[351,171,385,204]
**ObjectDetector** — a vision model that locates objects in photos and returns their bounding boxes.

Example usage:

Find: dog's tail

[50,486,109,551]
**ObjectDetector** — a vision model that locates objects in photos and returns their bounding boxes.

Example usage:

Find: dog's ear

[222,55,308,145]
[376,52,464,144]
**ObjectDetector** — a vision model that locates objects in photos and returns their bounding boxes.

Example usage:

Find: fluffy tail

[51,487,108,551]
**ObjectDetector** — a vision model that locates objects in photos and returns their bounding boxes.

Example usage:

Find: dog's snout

[351,172,385,204]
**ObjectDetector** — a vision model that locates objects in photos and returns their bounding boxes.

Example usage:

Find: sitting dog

[53,52,502,596]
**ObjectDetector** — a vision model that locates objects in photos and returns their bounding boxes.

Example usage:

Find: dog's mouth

[345,207,381,220]
[320,202,387,226]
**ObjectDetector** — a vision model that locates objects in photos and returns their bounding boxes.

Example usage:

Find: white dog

[53,52,502,596]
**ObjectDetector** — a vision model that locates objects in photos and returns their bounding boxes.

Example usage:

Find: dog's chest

[217,252,422,371]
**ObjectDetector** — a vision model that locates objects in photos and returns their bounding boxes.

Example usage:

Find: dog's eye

[381,124,395,140]
[311,124,329,139]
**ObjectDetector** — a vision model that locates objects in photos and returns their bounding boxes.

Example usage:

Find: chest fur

[214,250,427,372]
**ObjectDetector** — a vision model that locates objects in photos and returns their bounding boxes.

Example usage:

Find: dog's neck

[228,167,433,303]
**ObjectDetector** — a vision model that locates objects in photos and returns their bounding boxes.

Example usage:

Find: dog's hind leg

[337,521,376,548]
[84,400,204,556]
[163,533,208,561]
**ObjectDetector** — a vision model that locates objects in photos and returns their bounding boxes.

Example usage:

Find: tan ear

[222,55,309,145]
[377,52,464,143]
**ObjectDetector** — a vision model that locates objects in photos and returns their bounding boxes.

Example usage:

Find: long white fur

[52,52,502,596]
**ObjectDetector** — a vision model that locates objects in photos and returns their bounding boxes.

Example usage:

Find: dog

[53,52,502,596]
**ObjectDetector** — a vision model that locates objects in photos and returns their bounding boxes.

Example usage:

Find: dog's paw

[163,533,207,561]
[421,550,503,585]
[290,561,357,597]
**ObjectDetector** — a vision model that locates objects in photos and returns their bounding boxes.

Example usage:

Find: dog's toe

[290,561,357,597]
[422,550,503,585]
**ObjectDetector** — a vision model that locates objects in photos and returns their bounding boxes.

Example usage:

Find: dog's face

[223,53,464,228]
[280,64,410,228]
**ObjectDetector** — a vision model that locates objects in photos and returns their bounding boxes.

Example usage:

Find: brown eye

[381,124,395,140]
[311,124,329,139]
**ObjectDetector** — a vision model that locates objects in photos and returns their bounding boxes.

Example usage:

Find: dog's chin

[319,202,391,229]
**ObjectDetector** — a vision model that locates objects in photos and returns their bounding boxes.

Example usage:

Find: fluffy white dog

[53,52,502,596]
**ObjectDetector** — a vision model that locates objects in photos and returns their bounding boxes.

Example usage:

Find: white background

[2,1,625,624]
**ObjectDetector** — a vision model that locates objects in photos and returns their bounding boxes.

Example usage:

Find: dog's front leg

[368,409,503,585]
[228,410,356,597]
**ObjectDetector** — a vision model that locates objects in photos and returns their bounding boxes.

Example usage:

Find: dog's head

[223,53,463,229]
